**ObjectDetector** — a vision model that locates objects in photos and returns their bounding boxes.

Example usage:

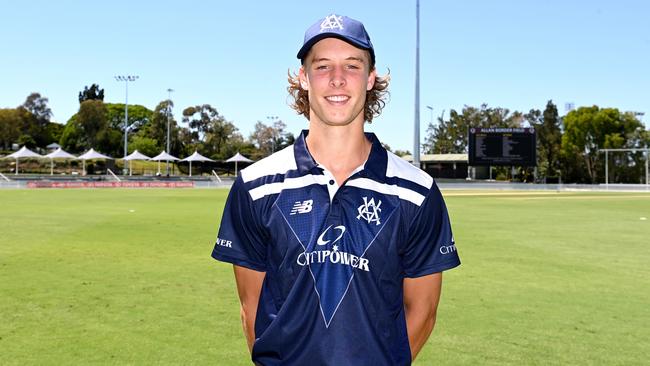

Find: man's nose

[329,67,346,88]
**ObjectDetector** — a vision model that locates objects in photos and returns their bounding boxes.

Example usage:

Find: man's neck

[305,121,371,186]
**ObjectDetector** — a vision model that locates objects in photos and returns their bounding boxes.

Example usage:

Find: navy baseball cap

[297,14,375,65]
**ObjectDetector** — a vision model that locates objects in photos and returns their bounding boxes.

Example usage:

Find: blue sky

[1,0,648,151]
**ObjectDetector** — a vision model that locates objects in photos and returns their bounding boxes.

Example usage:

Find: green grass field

[1,189,649,365]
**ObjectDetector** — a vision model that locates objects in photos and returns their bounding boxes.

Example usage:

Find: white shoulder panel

[249,174,329,201]
[241,145,297,183]
[346,178,426,206]
[385,151,433,189]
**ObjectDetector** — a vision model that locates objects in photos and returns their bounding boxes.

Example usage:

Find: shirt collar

[294,129,319,173]
[293,129,387,182]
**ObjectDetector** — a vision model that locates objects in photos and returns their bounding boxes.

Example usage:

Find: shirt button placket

[328,177,342,220]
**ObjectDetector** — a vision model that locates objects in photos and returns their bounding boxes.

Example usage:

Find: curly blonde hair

[287,68,390,123]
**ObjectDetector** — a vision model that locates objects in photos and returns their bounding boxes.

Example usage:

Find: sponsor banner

[27,181,195,189]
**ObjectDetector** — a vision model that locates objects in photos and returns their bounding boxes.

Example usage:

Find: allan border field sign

[468,127,537,166]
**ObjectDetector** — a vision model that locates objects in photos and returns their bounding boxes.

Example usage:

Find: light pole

[634,113,648,187]
[413,0,421,168]
[266,116,279,153]
[166,88,174,175]
[626,114,649,187]
[115,75,139,174]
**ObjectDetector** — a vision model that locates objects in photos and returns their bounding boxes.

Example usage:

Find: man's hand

[233,265,266,353]
[403,272,443,361]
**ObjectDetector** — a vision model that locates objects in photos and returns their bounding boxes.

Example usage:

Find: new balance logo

[357,197,382,225]
[290,199,313,215]
[320,14,344,32]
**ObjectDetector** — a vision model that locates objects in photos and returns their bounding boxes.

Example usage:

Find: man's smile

[325,95,350,104]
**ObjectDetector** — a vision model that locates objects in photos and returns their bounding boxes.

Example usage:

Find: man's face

[299,38,376,127]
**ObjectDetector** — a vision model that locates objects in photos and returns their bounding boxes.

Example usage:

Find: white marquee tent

[181,151,214,177]
[76,148,113,175]
[151,151,180,175]
[44,148,77,175]
[4,146,43,175]
[225,152,254,177]
[122,150,151,176]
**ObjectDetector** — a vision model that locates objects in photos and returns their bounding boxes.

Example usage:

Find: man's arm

[403,272,443,361]
[233,265,266,353]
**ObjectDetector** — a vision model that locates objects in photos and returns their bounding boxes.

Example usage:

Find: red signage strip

[27,181,195,188]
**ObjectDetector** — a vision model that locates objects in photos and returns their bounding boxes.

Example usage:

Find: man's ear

[366,68,377,91]
[299,67,309,90]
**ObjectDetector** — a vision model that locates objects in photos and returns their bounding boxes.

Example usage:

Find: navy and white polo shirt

[212,130,460,366]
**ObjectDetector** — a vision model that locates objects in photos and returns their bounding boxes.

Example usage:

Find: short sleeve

[401,182,460,277]
[211,176,268,272]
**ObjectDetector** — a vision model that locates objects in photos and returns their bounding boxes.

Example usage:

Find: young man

[212,14,460,365]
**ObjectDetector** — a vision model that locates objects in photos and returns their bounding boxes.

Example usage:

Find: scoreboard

[468,128,537,166]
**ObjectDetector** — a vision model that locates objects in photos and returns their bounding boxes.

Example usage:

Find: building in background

[403,154,468,179]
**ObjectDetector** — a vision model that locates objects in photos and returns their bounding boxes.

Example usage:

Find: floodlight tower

[115,75,139,173]
[635,112,648,186]
[413,0,421,168]
[267,116,280,153]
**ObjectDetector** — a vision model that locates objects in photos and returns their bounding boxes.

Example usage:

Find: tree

[131,99,190,157]
[128,136,159,156]
[0,108,22,150]
[59,115,86,153]
[59,102,151,156]
[105,103,152,133]
[45,122,65,145]
[78,84,105,103]
[17,134,37,148]
[104,103,153,156]
[393,149,411,157]
[249,119,291,159]
[183,104,220,141]
[150,100,174,148]
[423,104,522,154]
[284,133,296,148]
[19,93,52,147]
[270,120,292,152]
[561,106,645,183]
[76,100,108,149]
[208,118,241,159]
[525,100,562,180]
[177,126,195,156]
[21,93,52,126]
[539,101,562,177]
[250,121,275,158]
[423,111,452,154]
[182,104,241,159]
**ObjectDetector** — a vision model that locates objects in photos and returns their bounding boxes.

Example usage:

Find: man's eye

[316,65,328,70]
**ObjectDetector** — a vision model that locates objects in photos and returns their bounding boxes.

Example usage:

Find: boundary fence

[1,178,649,191]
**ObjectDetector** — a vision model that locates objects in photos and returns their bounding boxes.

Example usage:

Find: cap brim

[297,33,375,64]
